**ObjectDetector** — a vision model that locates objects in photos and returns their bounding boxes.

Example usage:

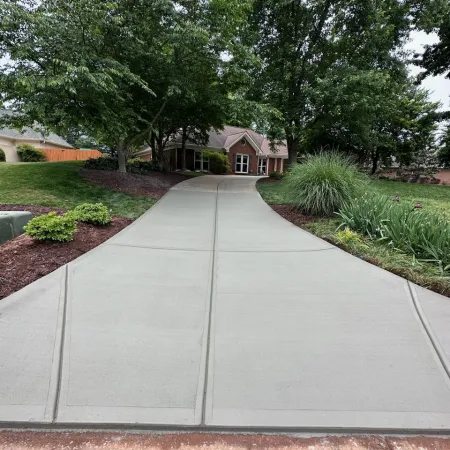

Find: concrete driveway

[1,175,450,432]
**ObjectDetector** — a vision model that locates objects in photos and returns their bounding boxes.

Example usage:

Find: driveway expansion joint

[407,281,450,382]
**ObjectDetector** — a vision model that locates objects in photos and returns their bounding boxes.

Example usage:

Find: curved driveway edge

[0,175,450,433]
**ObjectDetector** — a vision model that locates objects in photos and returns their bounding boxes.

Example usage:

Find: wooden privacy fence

[40,148,104,162]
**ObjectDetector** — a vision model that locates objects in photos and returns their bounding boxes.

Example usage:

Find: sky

[406,30,450,111]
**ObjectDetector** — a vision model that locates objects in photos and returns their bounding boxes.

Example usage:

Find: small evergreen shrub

[204,151,230,174]
[84,156,163,173]
[0,148,5,162]
[269,171,283,180]
[70,203,112,225]
[127,158,163,173]
[24,212,77,242]
[84,156,118,171]
[282,152,367,216]
[16,144,47,162]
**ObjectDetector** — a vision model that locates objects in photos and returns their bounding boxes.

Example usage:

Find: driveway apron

[1,175,450,431]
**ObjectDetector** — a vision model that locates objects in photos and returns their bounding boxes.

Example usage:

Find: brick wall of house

[228,140,258,174]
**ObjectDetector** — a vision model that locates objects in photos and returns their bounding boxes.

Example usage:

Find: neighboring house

[135,126,288,175]
[0,109,73,162]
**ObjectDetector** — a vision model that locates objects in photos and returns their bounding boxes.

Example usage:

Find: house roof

[0,109,73,148]
[170,125,288,158]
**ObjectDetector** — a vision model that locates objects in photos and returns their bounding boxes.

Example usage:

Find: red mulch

[0,431,449,450]
[258,177,280,184]
[0,207,131,300]
[80,169,189,197]
[271,204,318,226]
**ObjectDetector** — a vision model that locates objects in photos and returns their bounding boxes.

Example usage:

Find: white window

[258,158,267,175]
[236,154,249,174]
[194,151,209,171]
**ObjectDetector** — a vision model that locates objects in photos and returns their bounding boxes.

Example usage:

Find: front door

[236,154,249,174]
[258,158,267,175]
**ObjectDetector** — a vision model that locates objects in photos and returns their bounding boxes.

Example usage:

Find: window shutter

[248,155,252,173]
[232,153,236,172]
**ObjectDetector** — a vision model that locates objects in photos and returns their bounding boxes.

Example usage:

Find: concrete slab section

[216,183,332,252]
[110,190,217,251]
[0,267,66,423]
[205,249,450,429]
[56,244,212,425]
[411,284,450,372]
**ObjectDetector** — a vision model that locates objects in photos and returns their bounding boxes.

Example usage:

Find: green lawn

[0,162,156,219]
[258,179,450,296]
[259,178,450,219]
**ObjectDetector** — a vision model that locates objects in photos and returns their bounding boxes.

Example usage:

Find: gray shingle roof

[0,109,73,148]
[170,125,288,157]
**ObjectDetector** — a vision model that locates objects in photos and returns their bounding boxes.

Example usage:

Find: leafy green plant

[0,148,5,162]
[338,195,450,273]
[16,144,47,162]
[84,156,118,171]
[84,156,163,173]
[335,228,368,249]
[282,152,367,216]
[24,212,77,242]
[269,171,283,180]
[204,151,231,174]
[127,158,163,174]
[70,203,112,225]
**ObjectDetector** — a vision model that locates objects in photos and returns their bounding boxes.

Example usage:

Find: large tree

[245,0,445,165]
[0,0,250,172]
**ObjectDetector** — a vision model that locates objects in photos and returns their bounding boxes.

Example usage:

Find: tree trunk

[371,149,379,175]
[181,126,187,171]
[117,144,127,173]
[288,138,299,167]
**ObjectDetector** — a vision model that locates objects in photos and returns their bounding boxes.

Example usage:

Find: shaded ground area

[0,432,449,450]
[0,204,131,300]
[80,169,191,197]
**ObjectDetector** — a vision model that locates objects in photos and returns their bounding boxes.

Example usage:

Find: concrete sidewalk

[0,175,450,432]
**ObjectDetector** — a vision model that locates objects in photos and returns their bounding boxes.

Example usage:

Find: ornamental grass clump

[282,152,367,216]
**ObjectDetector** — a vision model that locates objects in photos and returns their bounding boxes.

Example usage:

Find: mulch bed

[0,205,131,300]
[270,204,318,226]
[80,169,189,197]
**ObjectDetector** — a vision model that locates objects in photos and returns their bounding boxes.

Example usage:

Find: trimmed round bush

[0,148,5,162]
[24,212,77,242]
[203,151,231,174]
[16,144,47,162]
[282,152,367,216]
[70,203,112,225]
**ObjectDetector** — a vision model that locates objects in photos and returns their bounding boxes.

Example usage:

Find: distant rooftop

[0,109,73,148]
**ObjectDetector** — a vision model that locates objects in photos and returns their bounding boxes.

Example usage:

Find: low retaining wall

[0,211,32,244]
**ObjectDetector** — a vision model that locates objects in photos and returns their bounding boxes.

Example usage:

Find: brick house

[135,126,288,175]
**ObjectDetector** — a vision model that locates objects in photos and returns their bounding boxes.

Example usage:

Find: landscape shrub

[84,156,118,171]
[282,152,367,216]
[335,228,368,249]
[127,158,163,173]
[338,195,450,273]
[24,212,77,242]
[70,203,111,225]
[0,148,5,162]
[269,171,283,180]
[204,151,230,174]
[84,156,163,173]
[16,144,47,162]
